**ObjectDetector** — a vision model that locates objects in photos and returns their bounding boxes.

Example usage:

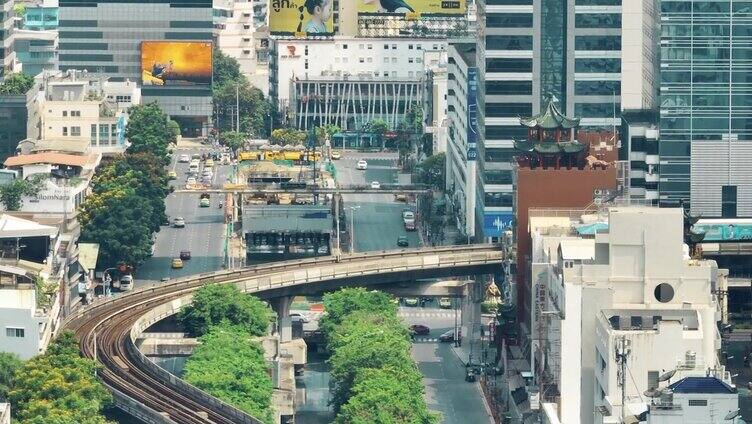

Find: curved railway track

[65,245,502,423]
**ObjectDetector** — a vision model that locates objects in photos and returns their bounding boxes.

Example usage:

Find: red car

[410,324,430,335]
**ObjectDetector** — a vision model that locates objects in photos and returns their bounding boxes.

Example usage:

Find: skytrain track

[65,245,503,423]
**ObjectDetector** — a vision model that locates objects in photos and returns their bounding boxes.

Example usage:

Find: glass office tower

[660,1,752,216]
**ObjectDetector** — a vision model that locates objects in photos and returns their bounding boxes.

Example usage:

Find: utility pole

[236,82,240,133]
[615,336,632,423]
[349,206,359,253]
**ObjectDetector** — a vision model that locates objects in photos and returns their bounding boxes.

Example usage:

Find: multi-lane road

[135,148,231,284]
[334,152,421,252]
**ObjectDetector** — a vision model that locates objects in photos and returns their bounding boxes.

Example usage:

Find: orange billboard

[141,41,212,86]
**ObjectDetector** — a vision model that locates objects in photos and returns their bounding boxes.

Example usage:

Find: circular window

[654,283,674,303]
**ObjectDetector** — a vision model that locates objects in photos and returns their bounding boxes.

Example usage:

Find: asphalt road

[400,306,493,424]
[333,152,421,252]
[134,148,232,285]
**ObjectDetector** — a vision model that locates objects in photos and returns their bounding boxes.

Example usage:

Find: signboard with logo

[483,213,513,238]
[694,222,752,242]
[358,0,466,15]
[467,66,478,161]
[270,0,334,36]
[140,41,212,86]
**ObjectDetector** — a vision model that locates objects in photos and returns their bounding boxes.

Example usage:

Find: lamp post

[349,205,360,253]
[101,267,118,297]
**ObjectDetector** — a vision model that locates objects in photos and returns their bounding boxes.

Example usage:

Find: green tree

[213,80,271,137]
[319,288,397,339]
[0,352,21,402]
[0,73,33,95]
[315,124,341,145]
[219,131,247,152]
[270,127,306,146]
[183,326,274,424]
[212,50,242,89]
[336,367,439,424]
[177,284,273,337]
[364,119,389,149]
[125,102,178,163]
[79,192,155,267]
[328,312,412,411]
[414,153,446,191]
[9,331,113,424]
[0,174,46,211]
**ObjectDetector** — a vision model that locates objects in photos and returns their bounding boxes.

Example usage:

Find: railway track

[65,245,503,423]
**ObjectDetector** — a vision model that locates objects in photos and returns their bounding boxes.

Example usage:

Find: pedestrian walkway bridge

[64,244,503,424]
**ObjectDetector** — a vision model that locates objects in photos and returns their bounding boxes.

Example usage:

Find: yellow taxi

[331,151,341,160]
[205,158,215,168]
[168,171,177,180]
[171,258,184,269]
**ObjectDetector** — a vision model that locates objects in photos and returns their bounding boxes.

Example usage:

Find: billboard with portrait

[270,0,334,35]
[358,0,466,15]
[141,41,212,86]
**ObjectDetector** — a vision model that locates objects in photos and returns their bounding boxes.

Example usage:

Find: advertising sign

[694,223,752,242]
[358,0,466,15]
[141,41,212,86]
[467,67,478,161]
[483,213,513,238]
[270,0,334,35]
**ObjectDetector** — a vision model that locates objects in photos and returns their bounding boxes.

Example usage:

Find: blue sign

[467,67,478,161]
[117,115,127,145]
[484,213,513,237]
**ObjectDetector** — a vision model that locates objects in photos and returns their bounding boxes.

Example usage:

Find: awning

[0,215,57,238]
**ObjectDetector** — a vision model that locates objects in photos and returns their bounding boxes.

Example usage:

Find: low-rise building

[526,207,724,424]
[14,29,57,78]
[645,377,739,424]
[35,70,138,154]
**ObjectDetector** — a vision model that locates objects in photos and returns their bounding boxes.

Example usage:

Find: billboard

[694,222,752,242]
[484,213,513,238]
[358,0,466,15]
[141,41,212,86]
[270,0,334,35]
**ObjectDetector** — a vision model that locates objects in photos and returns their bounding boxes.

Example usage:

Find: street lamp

[349,205,361,253]
[101,267,118,297]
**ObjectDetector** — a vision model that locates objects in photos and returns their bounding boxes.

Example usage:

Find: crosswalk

[398,311,458,319]
[413,337,442,343]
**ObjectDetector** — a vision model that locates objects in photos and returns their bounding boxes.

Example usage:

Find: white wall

[273,38,446,107]
[0,289,42,360]
[620,0,658,111]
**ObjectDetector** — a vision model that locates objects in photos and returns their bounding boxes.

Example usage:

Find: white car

[370,181,381,189]
[186,177,197,186]
[119,274,134,291]
[178,154,190,163]
[356,160,368,170]
[290,312,310,323]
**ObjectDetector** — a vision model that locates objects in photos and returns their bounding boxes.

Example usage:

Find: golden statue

[485,280,502,304]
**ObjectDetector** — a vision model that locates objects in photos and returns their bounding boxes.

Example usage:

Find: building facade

[14,29,57,77]
[660,0,752,217]
[270,37,446,130]
[57,0,212,135]
[1,0,15,75]
[23,0,59,30]
[446,42,480,240]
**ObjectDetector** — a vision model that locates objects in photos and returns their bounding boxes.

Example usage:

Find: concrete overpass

[64,244,503,424]
[173,184,432,195]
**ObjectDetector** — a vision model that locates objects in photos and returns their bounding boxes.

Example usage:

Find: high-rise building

[58,0,213,136]
[660,0,752,217]
[0,0,15,75]
[475,0,655,239]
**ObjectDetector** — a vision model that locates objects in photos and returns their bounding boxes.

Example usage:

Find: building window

[647,371,659,390]
[111,124,118,142]
[383,57,389,63]
[99,124,109,145]
[71,110,81,117]
[62,110,67,117]
[342,44,348,49]
[71,126,81,136]
[409,58,414,63]
[688,399,707,407]
[62,126,68,136]
[359,44,364,49]
[722,185,737,218]
[392,44,397,49]
[367,44,373,50]
[654,283,674,303]
[383,71,388,77]
[359,57,364,63]
[91,124,97,145]
[367,57,372,63]
[6,327,24,338]
[384,44,389,50]
[409,44,414,49]
[392,58,397,63]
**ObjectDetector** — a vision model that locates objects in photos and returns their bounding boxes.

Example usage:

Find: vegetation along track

[64,245,502,423]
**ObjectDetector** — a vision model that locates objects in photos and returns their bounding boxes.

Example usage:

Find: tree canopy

[0,352,21,402]
[125,102,179,164]
[319,288,397,338]
[212,51,271,138]
[177,284,273,337]
[0,174,46,211]
[8,331,113,424]
[270,128,306,146]
[414,153,446,191]
[0,73,34,96]
[183,326,274,424]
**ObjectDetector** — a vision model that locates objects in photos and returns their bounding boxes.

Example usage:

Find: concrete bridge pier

[270,296,294,342]
[460,279,484,364]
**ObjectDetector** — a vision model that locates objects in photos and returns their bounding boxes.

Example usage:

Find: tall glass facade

[660,0,752,211]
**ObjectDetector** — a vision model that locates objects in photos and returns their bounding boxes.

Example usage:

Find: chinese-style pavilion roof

[513,139,586,155]
[520,99,580,129]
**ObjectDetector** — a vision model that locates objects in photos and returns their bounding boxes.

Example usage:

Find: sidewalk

[450,337,496,368]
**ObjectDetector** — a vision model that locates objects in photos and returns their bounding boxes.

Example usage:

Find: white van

[119,274,134,291]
